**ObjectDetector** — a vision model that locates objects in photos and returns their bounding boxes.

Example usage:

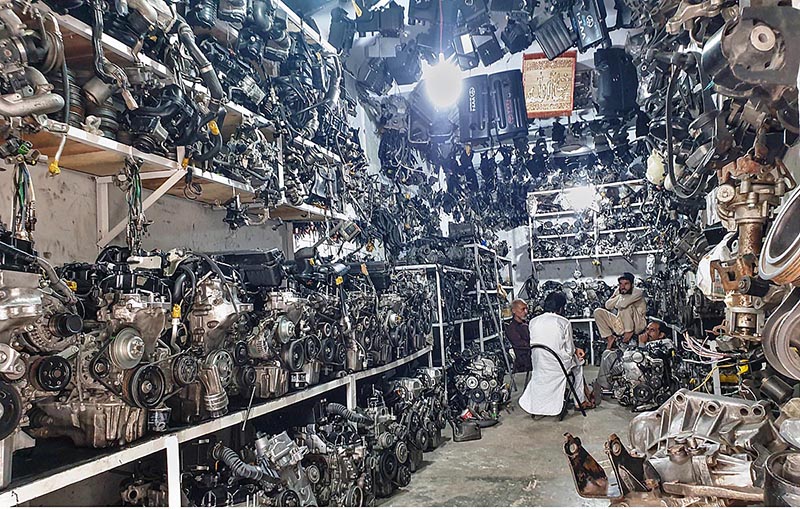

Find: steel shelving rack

[0,3,376,505]
[527,179,657,362]
[0,347,431,507]
[464,244,515,352]
[527,179,655,263]
[395,264,476,366]
[396,245,515,364]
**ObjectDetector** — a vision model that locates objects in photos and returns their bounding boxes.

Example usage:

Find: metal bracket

[95,168,188,249]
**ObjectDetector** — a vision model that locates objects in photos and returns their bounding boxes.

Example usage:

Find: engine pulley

[32,355,72,392]
[0,381,23,441]
[126,365,167,409]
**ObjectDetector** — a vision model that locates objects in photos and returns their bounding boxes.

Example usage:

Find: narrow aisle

[381,371,634,506]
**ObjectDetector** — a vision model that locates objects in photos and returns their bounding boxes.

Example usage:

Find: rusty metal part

[762,287,800,380]
[710,255,758,293]
[564,433,618,498]
[710,159,794,349]
[760,189,800,285]
[565,388,787,504]
[666,0,727,34]
[606,434,661,496]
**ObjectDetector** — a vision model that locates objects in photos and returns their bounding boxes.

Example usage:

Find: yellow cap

[172,304,182,319]
[48,161,61,176]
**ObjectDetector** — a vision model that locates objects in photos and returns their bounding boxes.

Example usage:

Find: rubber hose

[172,264,197,303]
[176,21,224,114]
[172,273,187,304]
[193,108,227,162]
[90,0,117,85]
[128,103,181,117]
[294,58,341,117]
[326,402,371,424]
[0,241,77,304]
[61,57,70,124]
[192,131,222,162]
[37,255,78,304]
[251,0,274,33]
[665,67,705,201]
[211,444,279,482]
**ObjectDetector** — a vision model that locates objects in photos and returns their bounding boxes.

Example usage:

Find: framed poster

[522,51,577,119]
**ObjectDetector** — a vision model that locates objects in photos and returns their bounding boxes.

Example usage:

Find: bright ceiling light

[422,53,463,110]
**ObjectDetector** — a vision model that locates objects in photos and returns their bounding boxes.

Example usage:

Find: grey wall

[0,164,283,265]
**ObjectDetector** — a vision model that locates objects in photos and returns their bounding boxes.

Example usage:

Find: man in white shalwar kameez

[519,292,592,416]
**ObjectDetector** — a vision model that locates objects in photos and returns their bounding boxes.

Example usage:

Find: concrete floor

[381,368,633,507]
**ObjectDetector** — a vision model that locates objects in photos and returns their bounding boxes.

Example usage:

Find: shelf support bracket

[96,169,187,249]
[165,436,181,508]
[346,376,357,410]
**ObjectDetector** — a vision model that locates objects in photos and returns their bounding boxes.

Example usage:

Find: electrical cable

[665,66,707,201]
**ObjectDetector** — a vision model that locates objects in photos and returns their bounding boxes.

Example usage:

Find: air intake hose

[326,402,371,424]
[211,443,280,482]
[176,21,225,116]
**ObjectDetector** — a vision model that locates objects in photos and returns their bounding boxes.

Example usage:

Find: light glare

[422,54,463,109]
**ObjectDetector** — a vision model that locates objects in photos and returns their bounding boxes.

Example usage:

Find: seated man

[505,299,532,386]
[519,292,594,416]
[593,272,647,350]
[594,319,671,393]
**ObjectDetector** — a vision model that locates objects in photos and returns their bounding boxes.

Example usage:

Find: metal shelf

[267,201,348,221]
[536,231,584,239]
[528,179,646,196]
[432,317,481,326]
[599,227,650,235]
[466,289,500,295]
[46,8,272,134]
[273,0,337,52]
[533,209,584,218]
[38,8,345,229]
[0,347,431,506]
[611,202,645,210]
[395,264,473,274]
[463,243,496,255]
[535,226,649,239]
[292,136,343,163]
[531,250,661,262]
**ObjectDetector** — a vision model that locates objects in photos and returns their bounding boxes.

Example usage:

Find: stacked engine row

[0,233,434,488]
[119,367,447,506]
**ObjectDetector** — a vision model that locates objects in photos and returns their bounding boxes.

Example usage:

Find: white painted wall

[0,163,283,265]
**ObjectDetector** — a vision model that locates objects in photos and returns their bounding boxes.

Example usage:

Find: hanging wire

[12,159,36,240]
[120,157,147,253]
